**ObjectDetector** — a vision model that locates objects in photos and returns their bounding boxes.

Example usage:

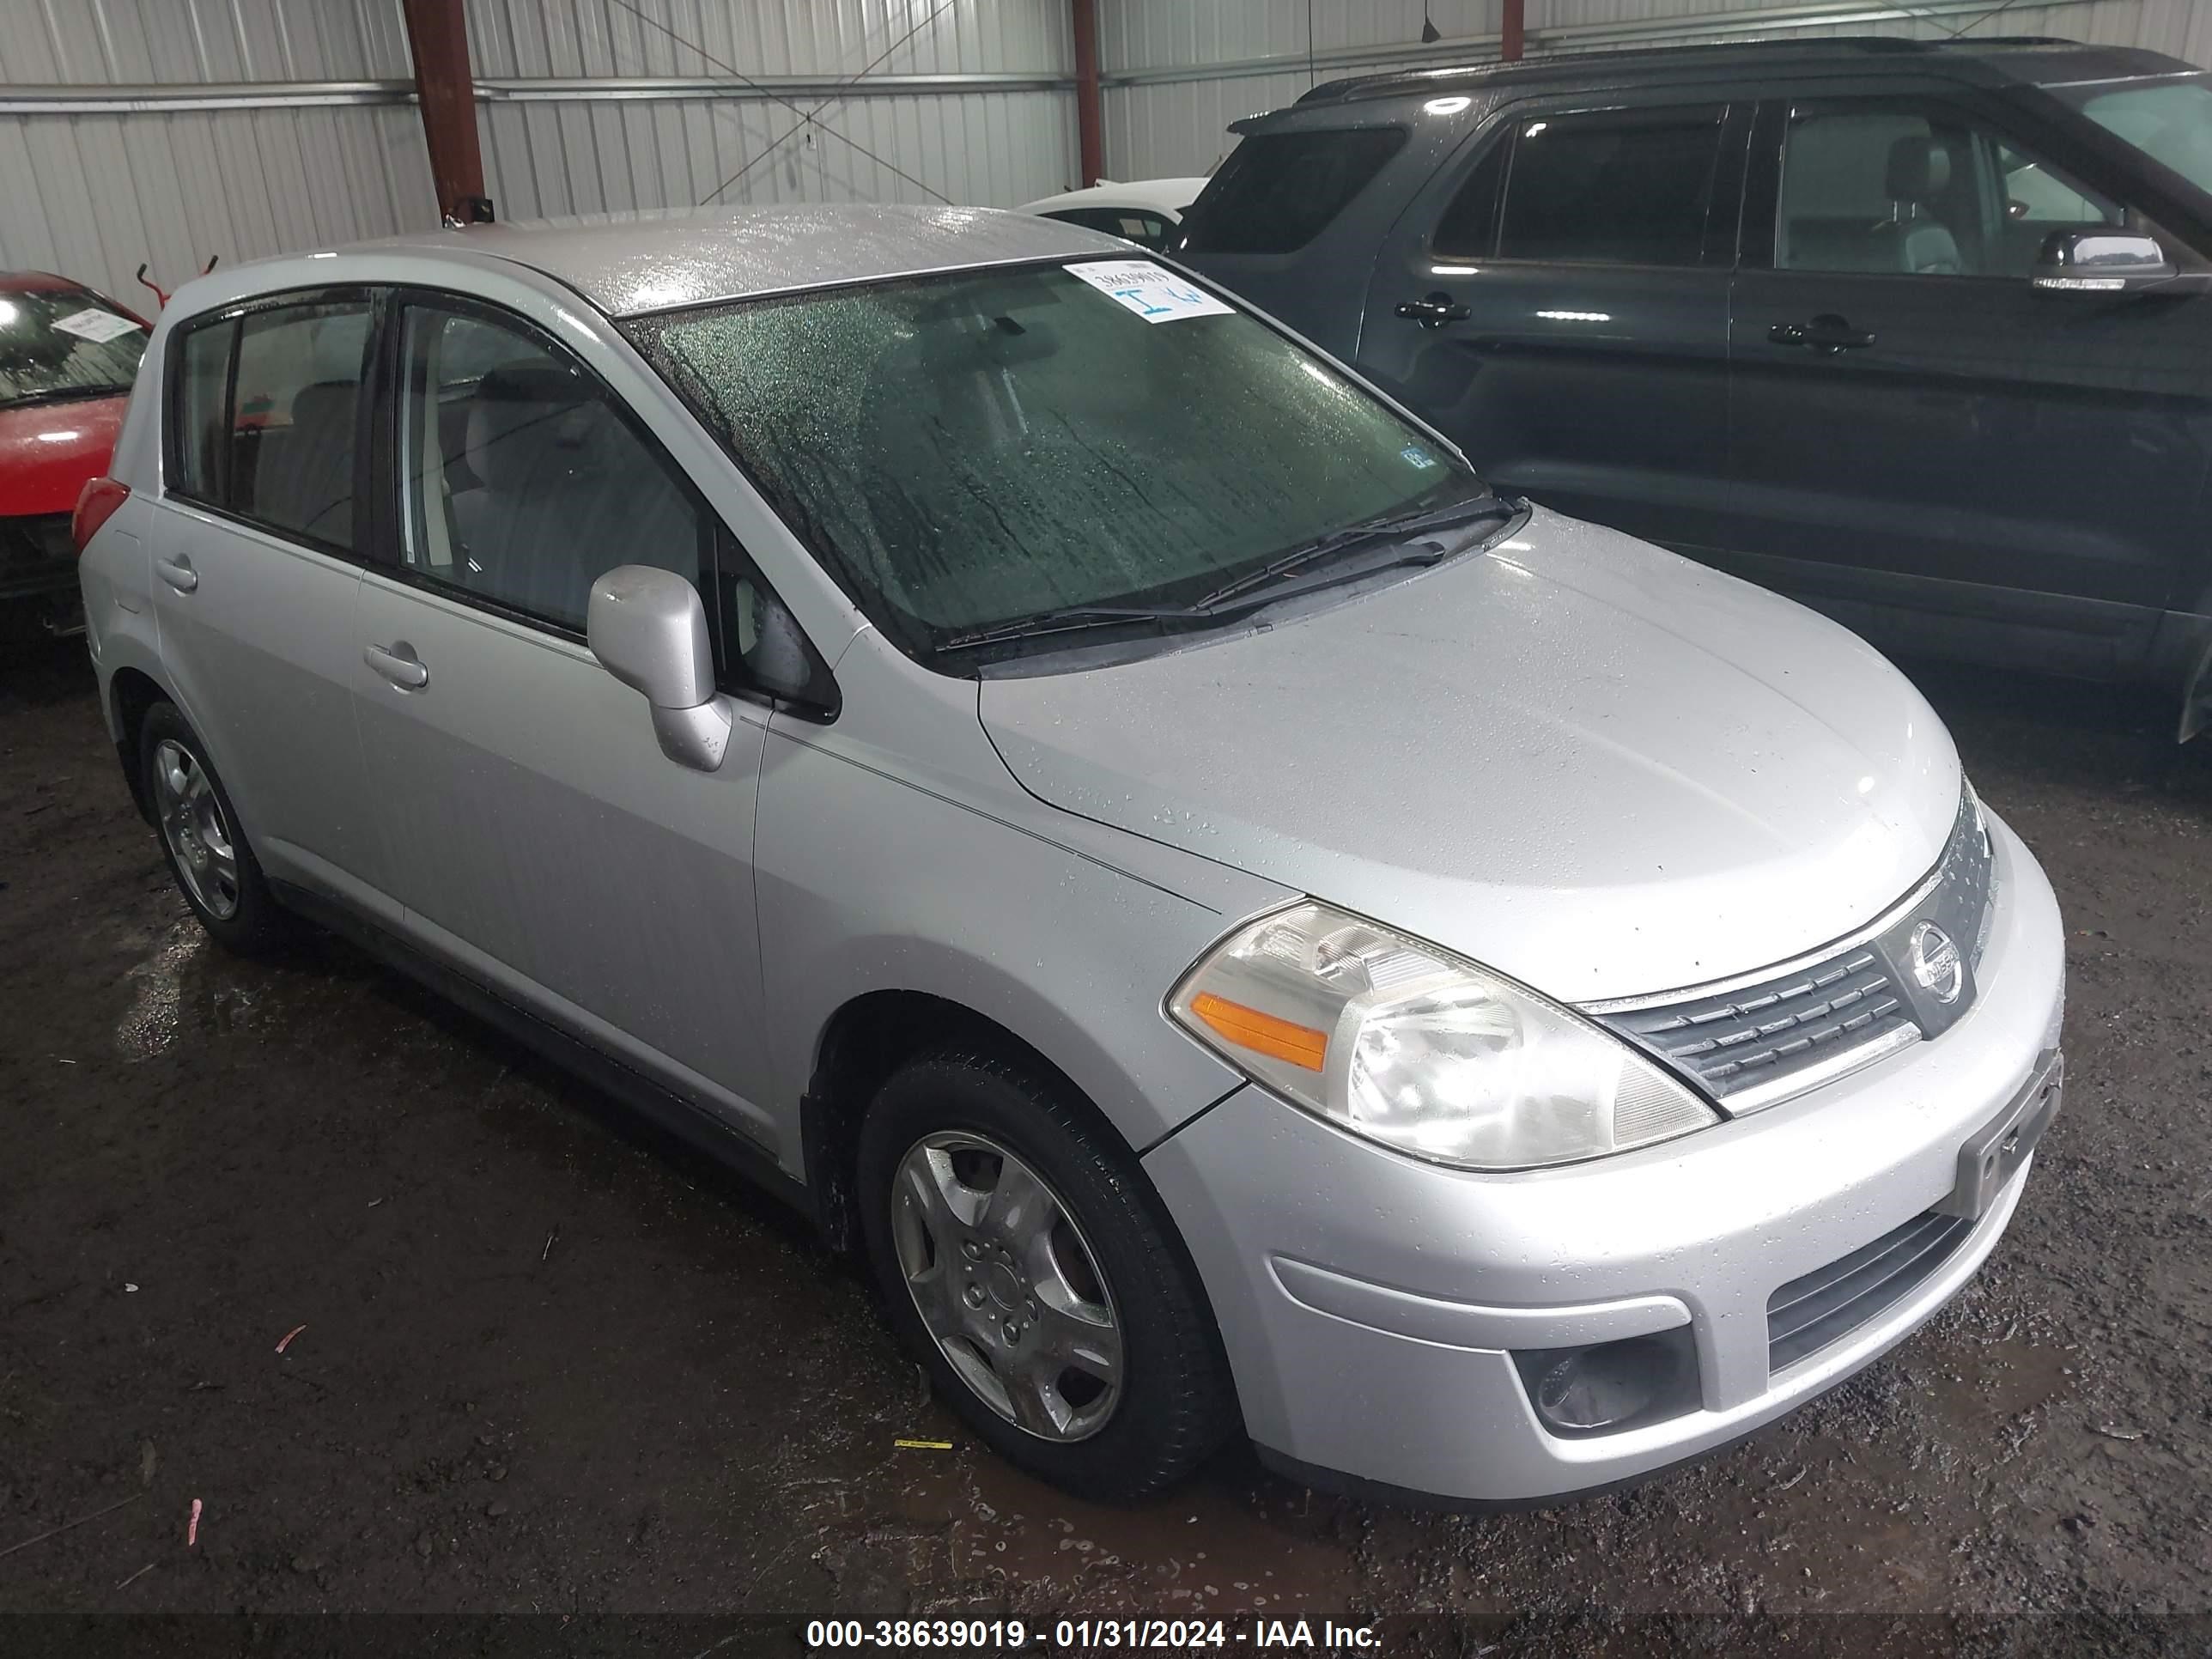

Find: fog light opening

[1513,1327,1698,1439]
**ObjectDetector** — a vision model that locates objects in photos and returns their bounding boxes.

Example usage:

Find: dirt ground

[3,634,2209,1652]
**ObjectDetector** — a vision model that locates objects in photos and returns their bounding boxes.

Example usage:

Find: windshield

[2051,73,2212,201]
[0,286,147,410]
[631,259,1486,663]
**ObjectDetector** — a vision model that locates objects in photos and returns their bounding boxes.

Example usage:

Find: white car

[1018,178,1211,251]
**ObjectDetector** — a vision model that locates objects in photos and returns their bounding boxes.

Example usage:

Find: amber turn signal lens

[1188,991,1328,1072]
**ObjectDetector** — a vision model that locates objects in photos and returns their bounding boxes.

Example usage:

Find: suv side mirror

[2033,228,2175,292]
[587,565,732,772]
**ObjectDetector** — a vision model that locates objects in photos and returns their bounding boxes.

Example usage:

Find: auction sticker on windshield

[1065,260,1234,324]
[52,307,143,344]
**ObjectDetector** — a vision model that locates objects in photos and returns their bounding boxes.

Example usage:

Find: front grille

[1594,788,1995,1110]
[1767,1208,1972,1373]
[1600,948,1911,1096]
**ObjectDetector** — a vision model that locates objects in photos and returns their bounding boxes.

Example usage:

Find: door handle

[1769,314,1876,354]
[1395,292,1473,328]
[155,555,198,593]
[363,641,429,690]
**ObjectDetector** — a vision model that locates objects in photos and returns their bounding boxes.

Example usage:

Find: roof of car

[0,270,91,294]
[1290,35,2197,111]
[351,203,1131,319]
[1018,179,1212,217]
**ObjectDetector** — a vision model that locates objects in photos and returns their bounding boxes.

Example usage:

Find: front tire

[139,701,289,956]
[856,1048,1236,1503]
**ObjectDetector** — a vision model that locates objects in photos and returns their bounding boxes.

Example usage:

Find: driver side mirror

[587,565,733,773]
[2032,228,2175,292]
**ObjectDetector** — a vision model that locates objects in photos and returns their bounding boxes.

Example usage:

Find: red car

[2,272,149,635]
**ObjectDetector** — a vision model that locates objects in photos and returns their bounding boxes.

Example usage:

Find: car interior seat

[260,380,358,544]
[1873,135,1964,275]
[451,362,696,629]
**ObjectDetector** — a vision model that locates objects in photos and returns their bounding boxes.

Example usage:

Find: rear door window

[165,296,372,554]
[1492,106,1728,266]
[1180,128,1407,254]
[231,305,371,548]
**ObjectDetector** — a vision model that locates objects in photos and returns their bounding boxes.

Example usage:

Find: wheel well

[804,988,1247,1439]
[109,668,165,824]
[802,991,1097,1254]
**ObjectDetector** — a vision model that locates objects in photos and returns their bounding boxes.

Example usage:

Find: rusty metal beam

[1502,0,1527,62]
[1073,0,1104,186]
[399,0,489,222]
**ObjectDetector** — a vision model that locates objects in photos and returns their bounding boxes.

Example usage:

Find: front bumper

[1143,813,2065,1504]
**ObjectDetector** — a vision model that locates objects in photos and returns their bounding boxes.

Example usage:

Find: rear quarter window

[171,318,233,502]
[1180,127,1407,254]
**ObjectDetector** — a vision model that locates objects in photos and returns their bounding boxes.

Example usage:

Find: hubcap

[890,1131,1122,1442]
[152,738,240,921]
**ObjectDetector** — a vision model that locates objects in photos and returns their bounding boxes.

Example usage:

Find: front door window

[1772,100,2126,279]
[396,305,711,635]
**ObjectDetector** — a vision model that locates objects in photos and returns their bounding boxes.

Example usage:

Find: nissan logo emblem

[1910,922,1964,1005]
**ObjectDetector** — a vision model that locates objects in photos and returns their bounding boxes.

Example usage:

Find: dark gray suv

[1175,37,2212,733]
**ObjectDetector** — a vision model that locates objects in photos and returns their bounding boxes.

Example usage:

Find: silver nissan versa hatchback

[76,204,2065,1507]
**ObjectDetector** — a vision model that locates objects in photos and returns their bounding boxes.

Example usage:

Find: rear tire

[856,1048,1237,1503]
[139,701,289,956]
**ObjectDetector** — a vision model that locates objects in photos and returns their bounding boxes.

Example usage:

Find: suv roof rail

[1293,33,2085,106]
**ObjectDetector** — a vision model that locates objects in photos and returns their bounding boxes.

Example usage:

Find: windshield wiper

[1,384,131,411]
[934,495,1516,659]
[1194,495,1508,611]
[935,605,1211,654]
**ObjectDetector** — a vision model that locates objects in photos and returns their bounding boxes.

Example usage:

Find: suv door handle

[1769,315,1876,354]
[363,641,429,690]
[155,555,198,593]
[1395,293,1473,328]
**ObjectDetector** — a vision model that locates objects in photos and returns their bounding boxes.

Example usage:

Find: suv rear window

[1181,128,1407,254]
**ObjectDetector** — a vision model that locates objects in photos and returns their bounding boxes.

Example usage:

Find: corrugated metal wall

[0,0,431,307]
[0,0,1079,307]
[1097,0,2212,183]
[7,0,2212,306]
[464,0,1077,221]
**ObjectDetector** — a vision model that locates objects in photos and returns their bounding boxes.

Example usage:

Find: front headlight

[1168,901,1720,1170]
[1964,775,1990,856]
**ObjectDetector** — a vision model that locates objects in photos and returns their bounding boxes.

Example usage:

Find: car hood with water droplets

[976,507,1960,1004]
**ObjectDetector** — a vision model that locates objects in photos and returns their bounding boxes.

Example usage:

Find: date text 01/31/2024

[804,1619,1382,1650]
